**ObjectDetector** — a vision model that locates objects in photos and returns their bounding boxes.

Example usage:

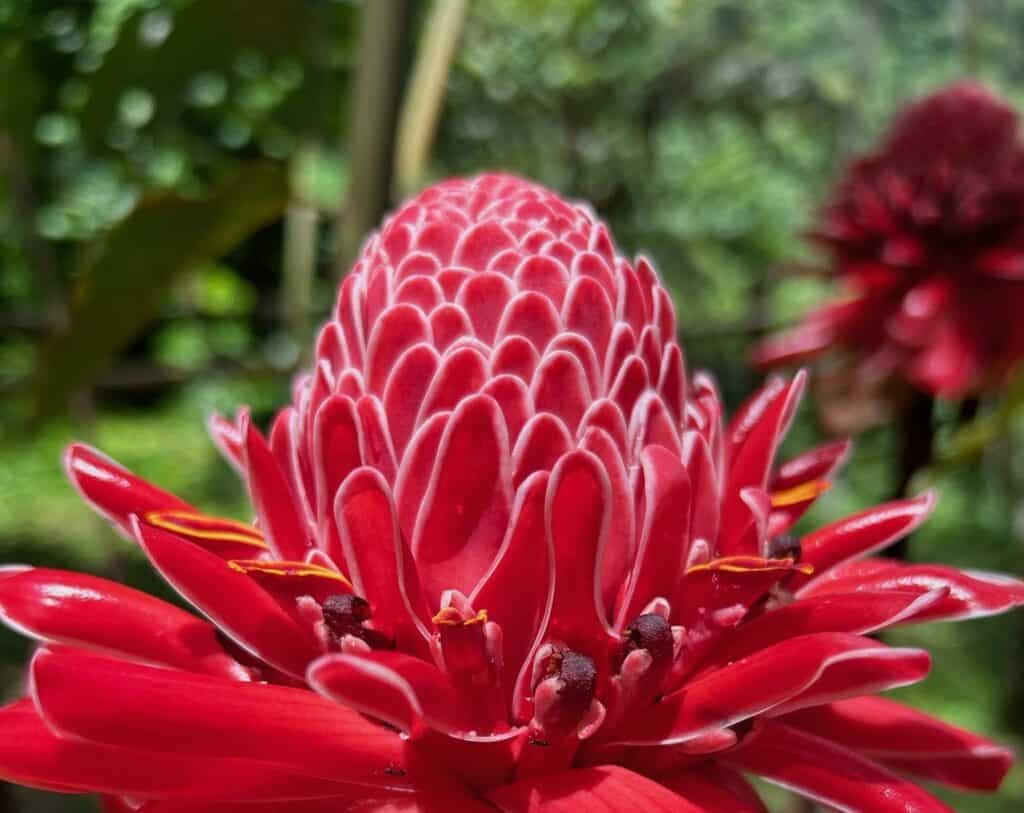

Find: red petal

[563,276,614,363]
[135,519,320,679]
[417,345,489,420]
[659,764,767,812]
[770,438,852,491]
[612,633,927,745]
[336,468,432,655]
[395,412,450,543]
[384,343,440,456]
[454,221,517,268]
[719,374,805,554]
[512,412,573,486]
[31,647,420,791]
[309,651,467,734]
[547,451,615,652]
[412,394,512,604]
[208,413,246,475]
[701,589,945,670]
[365,304,431,394]
[471,471,555,718]
[617,446,691,627]
[579,427,636,618]
[64,443,192,538]
[0,567,244,679]
[458,271,515,344]
[487,765,694,812]
[497,291,562,352]
[795,491,936,587]
[0,699,358,800]
[242,413,311,560]
[725,721,953,812]
[800,561,1024,621]
[784,696,1013,791]
[312,394,363,564]
[531,351,592,435]
[750,321,835,369]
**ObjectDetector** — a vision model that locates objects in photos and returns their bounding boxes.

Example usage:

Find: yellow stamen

[145,510,268,549]
[227,559,353,588]
[432,607,489,626]
[770,479,831,508]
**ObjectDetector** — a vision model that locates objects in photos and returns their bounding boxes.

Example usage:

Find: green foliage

[32,160,288,418]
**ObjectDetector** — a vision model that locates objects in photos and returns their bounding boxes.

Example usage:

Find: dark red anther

[768,534,802,562]
[321,594,391,648]
[623,613,674,665]
[548,650,597,721]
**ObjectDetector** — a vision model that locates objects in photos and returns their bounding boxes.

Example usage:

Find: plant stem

[889,391,935,560]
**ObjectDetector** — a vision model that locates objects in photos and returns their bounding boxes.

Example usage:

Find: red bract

[3,175,1023,812]
[754,83,1024,398]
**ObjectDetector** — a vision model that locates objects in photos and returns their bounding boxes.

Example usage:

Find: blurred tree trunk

[282,141,319,350]
[395,0,468,197]
[889,392,935,560]
[334,0,414,278]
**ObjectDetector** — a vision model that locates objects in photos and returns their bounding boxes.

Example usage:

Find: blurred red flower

[754,83,1024,399]
[2,175,1022,812]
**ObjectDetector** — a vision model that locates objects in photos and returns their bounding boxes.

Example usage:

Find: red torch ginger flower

[3,174,1024,812]
[754,82,1024,398]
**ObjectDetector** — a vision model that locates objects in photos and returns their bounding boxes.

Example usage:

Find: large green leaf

[33,160,288,419]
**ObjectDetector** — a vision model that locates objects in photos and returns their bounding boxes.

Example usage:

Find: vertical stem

[334,0,414,278]
[281,143,319,351]
[395,0,468,197]
[889,391,936,560]
[960,0,982,75]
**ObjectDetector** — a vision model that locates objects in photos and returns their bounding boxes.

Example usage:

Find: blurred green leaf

[942,368,1024,467]
[32,160,288,419]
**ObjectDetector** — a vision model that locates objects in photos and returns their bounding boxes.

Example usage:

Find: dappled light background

[3,1,1024,810]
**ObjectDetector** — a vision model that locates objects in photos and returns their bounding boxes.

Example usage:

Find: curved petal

[658,764,767,812]
[309,651,467,735]
[610,633,928,746]
[546,450,616,653]
[336,467,432,656]
[800,561,1024,622]
[724,720,953,812]
[64,443,192,538]
[0,698,362,801]
[135,519,320,679]
[617,446,691,627]
[30,647,422,791]
[700,589,947,670]
[0,567,245,679]
[242,413,311,560]
[412,394,512,604]
[471,471,555,718]
[795,491,936,587]
[783,696,1013,791]
[487,765,695,812]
